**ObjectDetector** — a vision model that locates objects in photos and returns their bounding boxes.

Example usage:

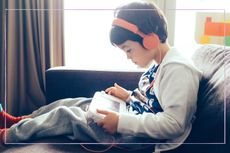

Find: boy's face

[118,40,155,68]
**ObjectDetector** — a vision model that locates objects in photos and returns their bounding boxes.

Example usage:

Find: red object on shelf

[204,17,230,36]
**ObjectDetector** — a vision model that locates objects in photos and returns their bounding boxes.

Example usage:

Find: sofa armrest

[45,67,143,104]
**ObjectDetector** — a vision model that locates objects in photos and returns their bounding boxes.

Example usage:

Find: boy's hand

[105,83,130,101]
[96,109,119,134]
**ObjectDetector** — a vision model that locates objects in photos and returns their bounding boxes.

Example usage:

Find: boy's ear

[143,33,160,50]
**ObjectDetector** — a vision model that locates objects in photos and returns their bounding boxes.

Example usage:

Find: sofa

[1,44,229,153]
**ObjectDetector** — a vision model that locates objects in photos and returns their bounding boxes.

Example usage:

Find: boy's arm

[117,64,200,139]
[105,83,147,104]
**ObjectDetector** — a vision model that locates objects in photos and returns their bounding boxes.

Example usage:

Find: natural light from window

[64,0,139,71]
[64,0,230,69]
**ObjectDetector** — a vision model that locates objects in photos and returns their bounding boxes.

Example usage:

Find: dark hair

[110,2,168,47]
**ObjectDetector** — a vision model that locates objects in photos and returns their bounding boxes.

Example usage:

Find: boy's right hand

[105,83,130,101]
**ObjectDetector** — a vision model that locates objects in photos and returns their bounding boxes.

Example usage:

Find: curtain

[2,0,64,115]
[0,0,6,107]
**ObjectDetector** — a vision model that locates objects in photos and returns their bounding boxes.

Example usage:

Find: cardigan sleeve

[117,63,200,139]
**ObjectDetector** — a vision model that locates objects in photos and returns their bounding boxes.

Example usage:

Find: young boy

[0,1,201,152]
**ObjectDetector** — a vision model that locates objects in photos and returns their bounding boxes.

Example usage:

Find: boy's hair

[110,1,168,47]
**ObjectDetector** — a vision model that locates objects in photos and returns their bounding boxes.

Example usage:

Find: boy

[0,1,201,152]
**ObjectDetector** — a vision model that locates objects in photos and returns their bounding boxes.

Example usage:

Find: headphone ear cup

[143,33,160,50]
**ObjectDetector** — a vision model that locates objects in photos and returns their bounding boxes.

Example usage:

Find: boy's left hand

[96,109,119,134]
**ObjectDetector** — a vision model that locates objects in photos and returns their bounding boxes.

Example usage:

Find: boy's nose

[126,54,131,59]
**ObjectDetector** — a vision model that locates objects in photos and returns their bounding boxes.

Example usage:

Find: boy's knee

[52,106,86,122]
[51,106,72,117]
[55,106,70,113]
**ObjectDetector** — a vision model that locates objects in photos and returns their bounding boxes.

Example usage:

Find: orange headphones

[112,18,160,50]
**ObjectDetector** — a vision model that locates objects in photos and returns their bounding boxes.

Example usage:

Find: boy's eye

[126,49,132,53]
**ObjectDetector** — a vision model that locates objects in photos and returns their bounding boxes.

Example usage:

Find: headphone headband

[112,18,146,38]
[112,18,160,50]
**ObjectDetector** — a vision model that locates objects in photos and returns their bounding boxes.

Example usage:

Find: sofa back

[46,68,143,103]
[186,45,230,144]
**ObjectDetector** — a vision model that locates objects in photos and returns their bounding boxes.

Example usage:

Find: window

[64,0,138,70]
[64,0,230,69]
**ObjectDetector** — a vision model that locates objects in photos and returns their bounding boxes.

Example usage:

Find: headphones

[112,18,160,50]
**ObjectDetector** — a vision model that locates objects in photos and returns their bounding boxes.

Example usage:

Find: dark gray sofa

[1,44,230,153]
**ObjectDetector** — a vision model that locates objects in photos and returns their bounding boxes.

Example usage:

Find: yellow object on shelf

[200,35,211,44]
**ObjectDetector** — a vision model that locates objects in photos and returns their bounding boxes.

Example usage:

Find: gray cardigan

[117,48,202,152]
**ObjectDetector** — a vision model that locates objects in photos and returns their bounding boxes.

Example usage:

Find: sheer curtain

[3,0,64,115]
[64,0,138,70]
[152,0,176,46]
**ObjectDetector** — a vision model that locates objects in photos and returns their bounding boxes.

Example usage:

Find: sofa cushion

[187,45,230,143]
